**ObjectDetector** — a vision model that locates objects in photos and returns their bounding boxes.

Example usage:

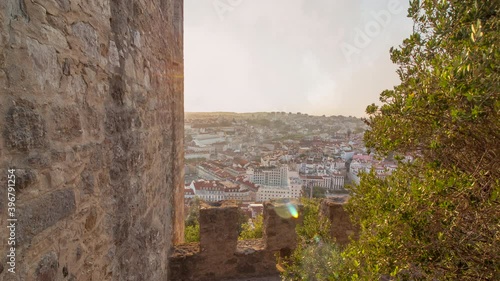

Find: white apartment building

[301,175,332,189]
[331,173,345,190]
[289,180,303,198]
[192,133,226,146]
[185,152,210,160]
[256,187,290,202]
[188,180,252,202]
[247,165,289,187]
[255,180,302,202]
[189,180,225,201]
[256,186,302,202]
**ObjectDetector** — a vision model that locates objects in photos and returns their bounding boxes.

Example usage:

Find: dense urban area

[183,112,410,218]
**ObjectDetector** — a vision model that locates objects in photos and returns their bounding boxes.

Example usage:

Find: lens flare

[273,200,300,219]
[286,202,299,218]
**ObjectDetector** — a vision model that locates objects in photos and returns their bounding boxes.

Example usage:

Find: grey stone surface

[26,37,60,90]
[17,189,76,244]
[0,1,184,280]
[51,106,82,142]
[34,252,58,281]
[71,22,98,60]
[4,100,47,151]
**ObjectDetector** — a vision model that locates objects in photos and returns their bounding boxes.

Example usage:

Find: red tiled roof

[193,180,219,190]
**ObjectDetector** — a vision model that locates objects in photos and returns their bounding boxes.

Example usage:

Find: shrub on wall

[184,222,200,243]
[280,199,345,280]
[239,214,263,240]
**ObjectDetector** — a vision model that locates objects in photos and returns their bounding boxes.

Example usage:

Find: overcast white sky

[184,0,413,117]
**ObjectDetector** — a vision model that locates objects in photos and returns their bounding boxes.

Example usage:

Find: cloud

[184,0,413,116]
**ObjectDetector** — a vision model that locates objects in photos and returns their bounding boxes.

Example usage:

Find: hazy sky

[184,0,413,117]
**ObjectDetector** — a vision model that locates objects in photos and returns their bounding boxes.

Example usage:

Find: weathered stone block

[107,40,120,70]
[70,74,88,100]
[18,189,76,244]
[34,252,58,281]
[26,37,60,90]
[320,199,359,245]
[55,0,71,12]
[104,108,138,135]
[6,0,30,22]
[263,202,302,251]
[27,153,51,168]
[79,169,95,195]
[87,145,103,171]
[84,208,97,231]
[199,202,239,256]
[41,24,68,49]
[47,14,68,35]
[14,168,38,191]
[39,0,69,15]
[4,100,47,151]
[51,106,82,141]
[71,22,98,60]
[50,149,67,162]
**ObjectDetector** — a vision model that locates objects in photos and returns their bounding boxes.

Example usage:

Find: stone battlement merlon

[169,201,303,281]
[169,199,357,281]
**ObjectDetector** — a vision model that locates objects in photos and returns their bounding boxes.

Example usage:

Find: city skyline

[185,0,413,117]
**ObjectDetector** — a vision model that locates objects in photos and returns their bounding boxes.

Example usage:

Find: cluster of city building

[183,112,402,213]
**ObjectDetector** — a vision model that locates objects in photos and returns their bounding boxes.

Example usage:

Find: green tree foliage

[184,222,200,243]
[282,1,499,280]
[346,0,499,280]
[345,163,498,280]
[281,199,344,281]
[313,186,327,198]
[238,214,263,240]
[184,197,201,242]
[364,0,499,170]
[185,197,201,227]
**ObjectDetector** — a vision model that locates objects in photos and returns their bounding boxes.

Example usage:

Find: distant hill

[185,112,364,121]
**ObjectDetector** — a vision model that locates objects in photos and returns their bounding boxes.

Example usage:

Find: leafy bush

[184,222,200,243]
[239,214,263,240]
[343,162,499,280]
[281,199,345,281]
[282,1,499,279]
[184,197,201,242]
[349,0,500,279]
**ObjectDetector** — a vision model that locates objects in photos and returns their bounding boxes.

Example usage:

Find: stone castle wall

[321,199,359,245]
[169,202,302,281]
[169,200,358,281]
[0,0,184,280]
